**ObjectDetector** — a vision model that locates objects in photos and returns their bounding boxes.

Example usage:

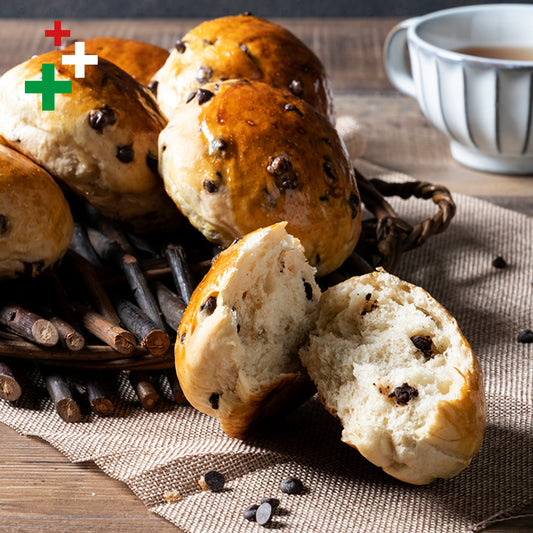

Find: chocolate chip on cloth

[0,141,73,279]
[0,50,182,233]
[63,37,169,87]
[159,79,361,276]
[151,14,335,122]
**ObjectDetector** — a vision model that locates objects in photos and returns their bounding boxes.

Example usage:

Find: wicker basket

[0,170,455,419]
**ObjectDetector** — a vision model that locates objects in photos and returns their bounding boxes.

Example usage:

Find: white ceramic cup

[385,4,533,174]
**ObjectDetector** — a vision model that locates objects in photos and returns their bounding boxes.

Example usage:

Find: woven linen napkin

[0,158,532,533]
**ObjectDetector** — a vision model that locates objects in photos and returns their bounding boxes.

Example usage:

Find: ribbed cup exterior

[409,41,533,157]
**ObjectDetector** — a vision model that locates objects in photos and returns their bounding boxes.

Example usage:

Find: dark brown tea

[455,46,533,61]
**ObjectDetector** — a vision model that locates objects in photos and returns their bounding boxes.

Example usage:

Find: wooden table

[0,18,531,532]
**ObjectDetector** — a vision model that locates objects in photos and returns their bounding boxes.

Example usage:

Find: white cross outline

[61,41,98,78]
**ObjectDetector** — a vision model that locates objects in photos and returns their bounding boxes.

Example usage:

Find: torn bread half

[175,222,319,438]
[299,268,486,484]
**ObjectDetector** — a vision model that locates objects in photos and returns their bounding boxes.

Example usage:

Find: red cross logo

[44,20,71,47]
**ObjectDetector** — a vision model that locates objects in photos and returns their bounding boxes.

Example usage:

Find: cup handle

[384,18,420,98]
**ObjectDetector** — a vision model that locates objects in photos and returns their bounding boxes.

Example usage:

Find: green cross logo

[25,63,72,111]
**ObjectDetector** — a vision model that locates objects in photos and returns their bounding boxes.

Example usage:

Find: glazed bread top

[152,14,335,122]
[159,79,361,276]
[0,50,181,233]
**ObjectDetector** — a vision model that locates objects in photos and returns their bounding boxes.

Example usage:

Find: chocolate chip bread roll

[176,223,319,438]
[159,79,361,276]
[299,269,486,484]
[0,142,73,279]
[63,37,169,87]
[0,50,181,233]
[152,14,335,122]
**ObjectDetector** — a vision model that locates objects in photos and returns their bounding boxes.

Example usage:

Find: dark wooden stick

[115,299,170,356]
[120,254,166,331]
[48,315,85,351]
[70,220,103,267]
[166,369,187,403]
[66,250,120,325]
[0,338,143,360]
[128,370,160,410]
[0,304,58,347]
[84,373,113,416]
[41,368,81,423]
[78,307,136,354]
[165,244,194,304]
[0,360,22,401]
[154,282,186,332]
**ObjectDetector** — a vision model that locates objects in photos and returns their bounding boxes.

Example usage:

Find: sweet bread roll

[299,269,486,484]
[0,50,181,233]
[159,79,361,276]
[63,37,169,87]
[152,14,334,122]
[175,223,319,439]
[0,142,73,279]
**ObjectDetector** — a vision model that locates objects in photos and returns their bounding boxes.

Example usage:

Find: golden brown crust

[63,37,169,87]
[0,50,181,233]
[153,14,334,122]
[0,143,73,279]
[175,223,317,439]
[160,79,361,276]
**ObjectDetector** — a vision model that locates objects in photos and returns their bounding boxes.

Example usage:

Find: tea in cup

[385,4,533,174]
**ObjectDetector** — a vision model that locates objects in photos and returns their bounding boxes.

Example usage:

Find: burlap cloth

[0,159,532,532]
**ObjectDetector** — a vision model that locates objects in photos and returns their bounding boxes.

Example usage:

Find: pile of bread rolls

[0,14,485,485]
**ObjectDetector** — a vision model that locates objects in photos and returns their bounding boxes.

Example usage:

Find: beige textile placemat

[0,159,532,533]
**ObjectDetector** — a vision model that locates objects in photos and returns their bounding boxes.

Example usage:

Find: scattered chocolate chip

[517,329,533,343]
[323,159,338,182]
[389,383,419,405]
[213,83,220,91]
[199,470,225,492]
[200,295,217,314]
[492,256,507,268]
[240,43,252,57]
[146,152,158,173]
[247,119,255,126]
[243,504,259,521]
[349,192,360,218]
[231,237,242,246]
[319,195,329,201]
[260,497,280,511]
[88,105,116,132]
[284,102,304,117]
[289,79,304,96]
[209,392,220,409]
[116,145,134,163]
[365,293,372,301]
[255,502,273,526]
[0,215,8,235]
[237,323,241,333]
[242,11,253,16]
[161,145,167,152]
[186,90,197,104]
[197,88,215,105]
[209,137,227,154]
[147,79,158,96]
[180,332,186,344]
[196,65,213,84]
[303,281,313,300]
[203,179,218,193]
[175,40,187,53]
[280,477,304,494]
